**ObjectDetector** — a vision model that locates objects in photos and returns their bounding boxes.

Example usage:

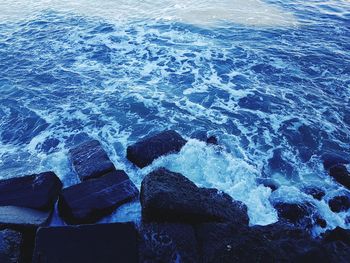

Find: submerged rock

[328,165,350,189]
[139,223,198,263]
[58,170,139,224]
[0,172,62,211]
[69,140,116,181]
[127,130,187,168]
[32,223,139,263]
[328,195,350,213]
[322,152,349,170]
[206,136,218,145]
[302,187,325,200]
[140,168,248,225]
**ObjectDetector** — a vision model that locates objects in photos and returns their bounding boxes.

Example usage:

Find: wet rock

[322,152,349,170]
[139,223,198,263]
[32,223,138,263]
[58,170,139,224]
[0,206,51,227]
[0,173,61,263]
[323,227,350,245]
[274,202,318,228]
[140,168,248,225]
[69,140,116,181]
[256,178,279,191]
[0,172,62,211]
[302,187,325,200]
[195,222,321,263]
[328,165,350,189]
[127,130,187,168]
[0,229,22,263]
[328,195,350,213]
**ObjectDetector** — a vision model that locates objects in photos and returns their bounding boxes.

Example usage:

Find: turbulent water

[0,0,349,234]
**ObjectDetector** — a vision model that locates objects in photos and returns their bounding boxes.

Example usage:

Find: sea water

[0,0,349,235]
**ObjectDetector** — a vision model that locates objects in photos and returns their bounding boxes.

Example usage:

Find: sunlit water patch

[0,0,296,27]
[0,0,349,233]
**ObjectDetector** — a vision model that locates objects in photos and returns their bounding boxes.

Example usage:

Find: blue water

[0,0,349,233]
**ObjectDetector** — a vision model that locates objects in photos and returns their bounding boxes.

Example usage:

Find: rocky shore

[0,130,350,262]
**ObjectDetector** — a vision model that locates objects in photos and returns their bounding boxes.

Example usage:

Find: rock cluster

[1,130,349,262]
[0,137,138,262]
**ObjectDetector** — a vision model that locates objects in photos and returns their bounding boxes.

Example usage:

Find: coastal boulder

[139,223,199,263]
[328,165,350,189]
[0,172,62,211]
[0,229,22,263]
[127,130,187,168]
[58,170,139,224]
[69,140,116,181]
[140,168,248,225]
[32,223,139,263]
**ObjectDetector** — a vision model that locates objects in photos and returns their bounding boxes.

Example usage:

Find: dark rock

[316,218,327,228]
[127,130,187,168]
[69,140,116,181]
[32,223,139,263]
[0,229,22,263]
[328,195,350,213]
[302,187,325,200]
[323,227,350,245]
[195,222,322,263]
[0,206,51,227]
[274,202,318,228]
[256,178,279,191]
[329,165,350,189]
[295,246,329,263]
[140,168,248,225]
[322,152,349,170]
[0,172,62,211]
[139,223,198,263]
[206,136,218,145]
[321,241,350,263]
[58,170,139,224]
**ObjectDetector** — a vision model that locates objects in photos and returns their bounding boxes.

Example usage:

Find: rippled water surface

[0,0,349,232]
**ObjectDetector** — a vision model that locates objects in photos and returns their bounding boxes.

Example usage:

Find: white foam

[0,0,296,27]
[143,139,278,225]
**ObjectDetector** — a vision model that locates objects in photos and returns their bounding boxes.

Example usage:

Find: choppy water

[0,0,349,234]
